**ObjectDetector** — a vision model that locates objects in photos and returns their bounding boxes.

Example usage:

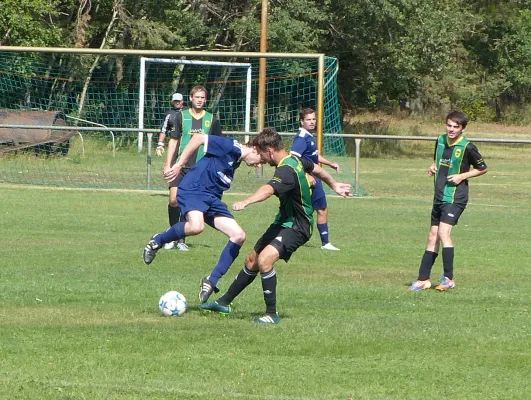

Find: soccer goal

[138,57,253,152]
[0,48,357,193]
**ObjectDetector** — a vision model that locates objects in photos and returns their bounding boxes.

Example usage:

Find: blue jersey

[178,135,243,198]
[290,128,319,164]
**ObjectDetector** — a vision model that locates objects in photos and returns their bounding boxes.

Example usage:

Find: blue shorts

[178,188,234,228]
[311,178,327,210]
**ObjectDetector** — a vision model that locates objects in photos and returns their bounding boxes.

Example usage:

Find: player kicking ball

[143,133,262,303]
[200,128,351,324]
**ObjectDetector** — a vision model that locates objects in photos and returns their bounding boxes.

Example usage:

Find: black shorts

[431,203,465,226]
[169,168,190,189]
[253,223,310,262]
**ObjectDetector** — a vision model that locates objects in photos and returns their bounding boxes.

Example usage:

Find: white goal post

[138,57,253,152]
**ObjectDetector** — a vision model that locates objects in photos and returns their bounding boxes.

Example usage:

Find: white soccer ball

[158,291,187,317]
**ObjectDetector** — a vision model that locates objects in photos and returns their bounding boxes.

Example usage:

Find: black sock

[418,250,438,281]
[442,247,454,280]
[261,269,277,315]
[168,205,181,227]
[217,266,257,306]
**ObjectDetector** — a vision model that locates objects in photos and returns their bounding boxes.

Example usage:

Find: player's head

[446,111,468,129]
[253,127,285,166]
[242,142,262,167]
[171,93,184,109]
[189,86,207,110]
[446,111,467,140]
[299,108,316,131]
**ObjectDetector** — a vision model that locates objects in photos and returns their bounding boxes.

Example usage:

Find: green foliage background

[2,0,531,121]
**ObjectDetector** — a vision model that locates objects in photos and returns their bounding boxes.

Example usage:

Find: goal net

[0,50,363,194]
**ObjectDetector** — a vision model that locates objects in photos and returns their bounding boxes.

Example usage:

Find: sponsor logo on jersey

[440,158,452,167]
[217,171,232,185]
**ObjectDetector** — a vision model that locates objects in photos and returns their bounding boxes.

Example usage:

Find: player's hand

[331,163,340,173]
[307,174,317,187]
[332,182,352,198]
[428,164,437,176]
[163,164,181,183]
[156,146,165,157]
[232,200,249,211]
[447,174,464,185]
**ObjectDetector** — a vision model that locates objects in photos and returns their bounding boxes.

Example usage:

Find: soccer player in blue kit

[143,133,262,303]
[290,108,342,251]
[200,128,352,324]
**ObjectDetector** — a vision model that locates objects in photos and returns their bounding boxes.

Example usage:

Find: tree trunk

[78,3,120,117]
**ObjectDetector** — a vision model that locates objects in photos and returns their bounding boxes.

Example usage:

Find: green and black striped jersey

[169,109,222,168]
[433,134,487,206]
[267,155,315,239]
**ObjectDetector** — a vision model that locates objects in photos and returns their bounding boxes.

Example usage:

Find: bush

[343,120,403,158]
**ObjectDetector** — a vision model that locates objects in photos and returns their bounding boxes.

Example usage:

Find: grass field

[1,144,531,399]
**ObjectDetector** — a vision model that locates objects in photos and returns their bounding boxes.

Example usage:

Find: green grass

[1,151,531,399]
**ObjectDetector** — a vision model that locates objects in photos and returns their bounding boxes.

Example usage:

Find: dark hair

[253,127,284,152]
[299,108,315,122]
[446,111,468,129]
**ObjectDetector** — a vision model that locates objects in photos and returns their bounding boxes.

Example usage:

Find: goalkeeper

[156,92,185,158]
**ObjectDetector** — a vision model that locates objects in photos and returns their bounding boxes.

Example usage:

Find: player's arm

[233,184,275,211]
[164,134,208,182]
[308,160,351,197]
[447,144,488,185]
[163,138,179,179]
[290,134,307,158]
[317,154,340,172]
[209,118,223,136]
[156,133,167,157]
[157,112,173,157]
[428,140,437,176]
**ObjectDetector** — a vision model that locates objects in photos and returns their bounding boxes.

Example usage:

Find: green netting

[0,51,365,194]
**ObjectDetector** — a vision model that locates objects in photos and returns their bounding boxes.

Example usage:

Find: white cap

[171,93,183,102]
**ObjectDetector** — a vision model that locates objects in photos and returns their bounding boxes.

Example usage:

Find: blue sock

[209,241,242,286]
[317,223,329,246]
[156,222,186,246]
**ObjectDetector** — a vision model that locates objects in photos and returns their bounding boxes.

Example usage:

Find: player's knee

[258,262,273,274]
[230,229,246,245]
[187,222,204,235]
[438,231,452,245]
[245,251,258,271]
[427,232,437,243]
[168,199,178,207]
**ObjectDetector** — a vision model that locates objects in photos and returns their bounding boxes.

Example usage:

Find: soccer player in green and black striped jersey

[200,128,351,324]
[409,111,488,292]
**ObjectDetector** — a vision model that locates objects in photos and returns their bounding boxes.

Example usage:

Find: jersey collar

[278,154,292,166]
[298,127,313,137]
[446,134,465,147]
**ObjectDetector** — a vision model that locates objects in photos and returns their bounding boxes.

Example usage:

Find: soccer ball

[158,291,187,317]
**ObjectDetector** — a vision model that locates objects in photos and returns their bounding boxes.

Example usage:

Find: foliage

[2,0,531,121]
[0,0,71,46]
